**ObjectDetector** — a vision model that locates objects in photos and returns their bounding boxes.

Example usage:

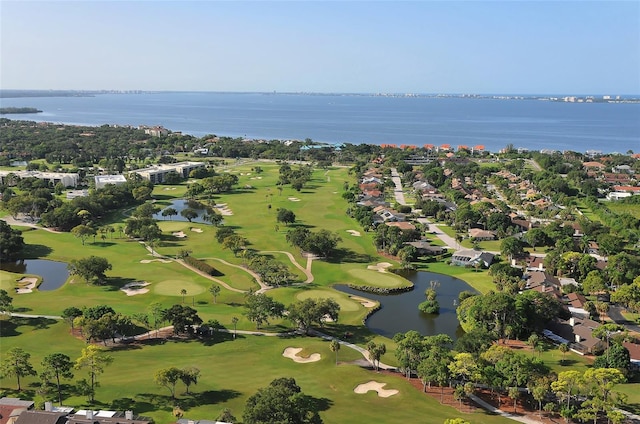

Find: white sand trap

[15,277,38,294]
[190,227,203,233]
[120,281,150,296]
[140,259,172,264]
[250,176,263,180]
[354,381,398,398]
[283,347,321,363]
[347,230,361,237]
[350,296,376,308]
[172,231,187,238]
[288,197,301,202]
[367,262,393,273]
[163,187,177,190]
[215,204,234,216]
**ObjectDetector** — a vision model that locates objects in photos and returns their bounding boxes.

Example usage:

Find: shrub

[183,256,222,276]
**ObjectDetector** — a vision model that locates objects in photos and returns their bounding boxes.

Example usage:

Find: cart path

[260,250,315,284]
[200,257,269,293]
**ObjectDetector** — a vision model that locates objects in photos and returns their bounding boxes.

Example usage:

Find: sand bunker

[282,347,321,363]
[288,197,301,202]
[347,230,361,237]
[214,203,234,216]
[350,296,376,308]
[140,259,172,264]
[15,277,38,294]
[172,231,187,238]
[120,281,150,296]
[354,381,398,398]
[190,227,203,233]
[367,262,393,273]
[163,187,177,190]
[250,176,263,180]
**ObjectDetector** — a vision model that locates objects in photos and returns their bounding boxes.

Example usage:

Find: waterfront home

[450,249,494,268]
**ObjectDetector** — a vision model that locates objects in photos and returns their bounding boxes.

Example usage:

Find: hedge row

[346,284,414,295]
[183,256,222,276]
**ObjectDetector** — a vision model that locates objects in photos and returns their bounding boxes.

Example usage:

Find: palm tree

[180,289,187,303]
[231,316,239,339]
[558,343,569,365]
[330,339,341,365]
[209,284,221,304]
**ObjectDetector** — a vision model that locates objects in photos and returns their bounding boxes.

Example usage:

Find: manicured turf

[7,161,626,421]
[295,289,361,312]
[0,319,513,424]
[347,269,407,288]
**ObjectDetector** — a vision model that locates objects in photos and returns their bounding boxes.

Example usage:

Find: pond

[0,259,70,291]
[153,199,217,224]
[335,271,477,340]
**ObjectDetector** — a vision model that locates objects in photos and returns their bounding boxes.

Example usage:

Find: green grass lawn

[0,318,512,424]
[607,202,640,219]
[7,161,631,421]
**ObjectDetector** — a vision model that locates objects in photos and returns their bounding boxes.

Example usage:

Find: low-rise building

[0,171,79,188]
[94,175,127,189]
[132,162,205,184]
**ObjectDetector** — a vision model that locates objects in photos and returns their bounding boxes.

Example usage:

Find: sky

[1,1,639,94]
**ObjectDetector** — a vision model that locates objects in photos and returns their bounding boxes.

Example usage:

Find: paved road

[416,218,459,250]
[608,306,640,333]
[389,168,408,206]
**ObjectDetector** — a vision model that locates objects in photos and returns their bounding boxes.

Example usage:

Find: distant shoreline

[1,89,639,103]
[0,107,42,114]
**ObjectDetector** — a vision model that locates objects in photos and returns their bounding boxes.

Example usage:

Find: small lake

[153,199,216,224]
[336,271,476,340]
[0,259,70,291]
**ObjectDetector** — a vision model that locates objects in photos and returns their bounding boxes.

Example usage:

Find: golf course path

[201,257,270,293]
[1,216,62,233]
[175,258,254,293]
[3,312,62,320]
[261,250,314,283]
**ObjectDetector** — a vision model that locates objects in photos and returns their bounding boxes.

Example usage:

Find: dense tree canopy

[0,220,24,259]
[243,377,323,424]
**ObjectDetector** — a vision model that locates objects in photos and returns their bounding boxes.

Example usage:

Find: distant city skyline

[1,1,639,94]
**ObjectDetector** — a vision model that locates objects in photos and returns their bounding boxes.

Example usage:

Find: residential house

[404,241,445,255]
[565,292,589,317]
[385,221,416,231]
[451,249,495,267]
[623,342,640,367]
[0,398,34,424]
[545,317,603,355]
[468,228,496,241]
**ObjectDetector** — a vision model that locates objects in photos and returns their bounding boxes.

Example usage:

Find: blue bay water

[1,92,639,153]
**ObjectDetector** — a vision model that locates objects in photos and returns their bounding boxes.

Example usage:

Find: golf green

[154,279,206,296]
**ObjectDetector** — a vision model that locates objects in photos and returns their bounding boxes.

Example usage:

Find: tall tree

[209,284,221,304]
[243,377,323,424]
[180,366,200,394]
[154,367,184,399]
[244,293,284,329]
[74,345,113,402]
[330,340,341,365]
[41,353,74,405]
[67,256,112,284]
[276,208,296,226]
[0,289,13,313]
[0,347,37,391]
[0,220,24,259]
